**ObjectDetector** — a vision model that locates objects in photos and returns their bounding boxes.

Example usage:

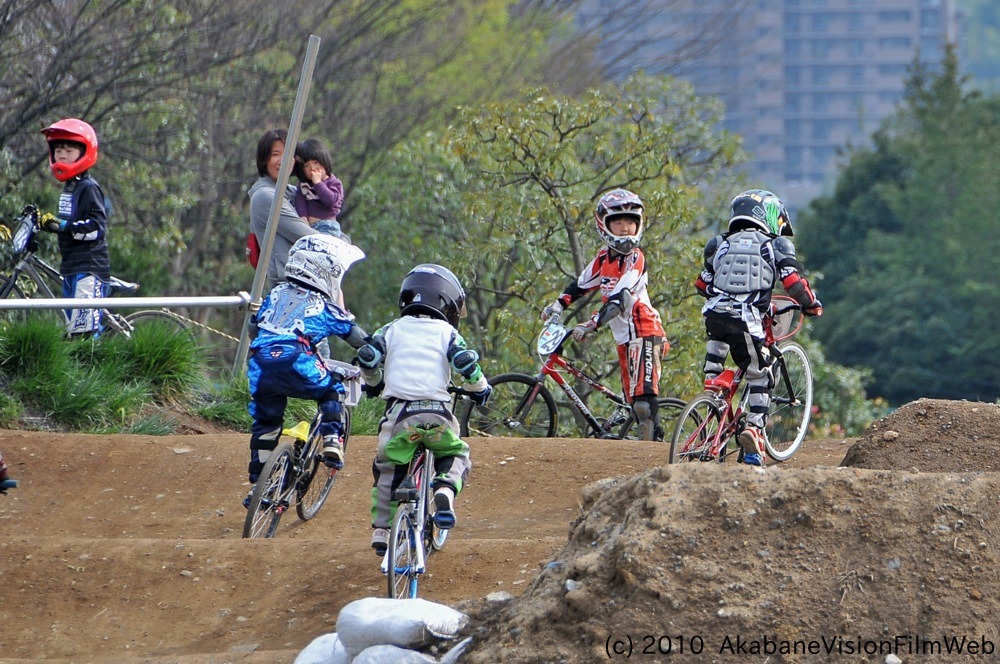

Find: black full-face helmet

[728,189,793,236]
[398,264,467,327]
[729,189,792,235]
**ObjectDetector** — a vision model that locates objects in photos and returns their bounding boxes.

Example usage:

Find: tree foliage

[798,46,1000,405]
[353,73,745,398]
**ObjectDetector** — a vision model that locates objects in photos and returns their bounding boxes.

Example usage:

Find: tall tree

[798,46,1000,404]
[352,73,744,397]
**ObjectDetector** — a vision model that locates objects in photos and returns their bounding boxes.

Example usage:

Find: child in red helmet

[40,118,111,337]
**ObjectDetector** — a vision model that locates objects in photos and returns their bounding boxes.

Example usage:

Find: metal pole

[0,293,251,310]
[232,35,321,375]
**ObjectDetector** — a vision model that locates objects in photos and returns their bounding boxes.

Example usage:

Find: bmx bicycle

[460,313,684,440]
[242,360,363,539]
[669,296,814,465]
[0,204,189,337]
[382,387,474,598]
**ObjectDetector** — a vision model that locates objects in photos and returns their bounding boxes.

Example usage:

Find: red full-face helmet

[41,118,99,182]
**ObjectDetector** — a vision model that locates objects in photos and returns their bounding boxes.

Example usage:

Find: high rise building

[578,0,959,210]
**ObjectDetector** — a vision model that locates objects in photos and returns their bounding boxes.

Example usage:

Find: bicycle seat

[109,276,140,295]
[704,369,736,392]
[282,421,312,442]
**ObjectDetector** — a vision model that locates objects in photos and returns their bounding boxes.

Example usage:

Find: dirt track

[0,428,852,663]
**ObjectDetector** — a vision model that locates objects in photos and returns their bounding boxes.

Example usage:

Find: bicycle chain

[155,309,241,344]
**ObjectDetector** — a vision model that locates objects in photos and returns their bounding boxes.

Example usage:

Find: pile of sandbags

[294,597,471,664]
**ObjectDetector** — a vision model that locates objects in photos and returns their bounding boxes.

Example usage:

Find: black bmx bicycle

[460,314,684,440]
[0,204,189,337]
[242,360,363,539]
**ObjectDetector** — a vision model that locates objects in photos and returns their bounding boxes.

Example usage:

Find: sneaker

[371,528,389,556]
[242,487,254,509]
[432,488,456,530]
[738,426,767,467]
[321,436,344,470]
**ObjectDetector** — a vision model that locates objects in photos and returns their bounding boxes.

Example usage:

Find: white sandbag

[293,632,349,664]
[336,597,468,659]
[351,645,437,664]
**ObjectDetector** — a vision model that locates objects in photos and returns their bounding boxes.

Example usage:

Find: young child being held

[294,138,345,239]
[244,234,369,505]
[355,264,491,555]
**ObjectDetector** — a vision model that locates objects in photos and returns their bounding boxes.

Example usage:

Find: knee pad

[249,427,281,451]
[633,396,658,422]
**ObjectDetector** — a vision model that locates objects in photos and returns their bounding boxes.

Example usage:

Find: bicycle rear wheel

[765,341,813,461]
[387,506,420,599]
[669,395,724,463]
[296,408,351,521]
[424,455,449,551]
[460,373,557,437]
[616,397,687,441]
[242,443,295,539]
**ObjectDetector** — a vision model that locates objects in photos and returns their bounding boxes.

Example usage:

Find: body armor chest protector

[712,231,775,295]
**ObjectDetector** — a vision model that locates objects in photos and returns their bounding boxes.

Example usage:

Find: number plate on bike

[12,216,34,255]
[537,322,567,356]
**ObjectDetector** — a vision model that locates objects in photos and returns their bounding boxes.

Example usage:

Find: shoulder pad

[703,235,723,261]
[771,236,797,259]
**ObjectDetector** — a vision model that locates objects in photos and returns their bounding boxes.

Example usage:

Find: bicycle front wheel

[122,310,194,341]
[242,443,295,539]
[669,395,724,463]
[0,275,28,323]
[616,397,687,441]
[387,506,420,599]
[460,373,557,438]
[765,341,813,461]
[296,408,351,521]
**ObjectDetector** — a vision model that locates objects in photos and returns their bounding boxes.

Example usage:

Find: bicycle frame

[382,446,436,597]
[671,297,811,464]
[536,350,633,437]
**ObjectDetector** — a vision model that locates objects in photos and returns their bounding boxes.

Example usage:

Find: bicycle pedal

[392,488,420,502]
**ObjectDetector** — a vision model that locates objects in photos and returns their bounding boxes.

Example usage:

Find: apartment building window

[811,40,832,58]
[786,39,802,57]
[848,12,863,30]
[785,120,802,139]
[811,12,832,31]
[786,66,801,85]
[785,94,801,112]
[878,64,909,77]
[785,14,800,32]
[811,66,831,86]
[847,38,865,58]
[811,121,830,140]
[878,37,912,50]
[877,11,912,23]
[847,65,864,84]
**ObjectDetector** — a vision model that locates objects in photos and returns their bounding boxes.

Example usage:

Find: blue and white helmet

[284,234,365,300]
[595,188,644,255]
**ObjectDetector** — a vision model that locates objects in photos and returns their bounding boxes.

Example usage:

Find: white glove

[540,301,564,321]
[571,319,598,342]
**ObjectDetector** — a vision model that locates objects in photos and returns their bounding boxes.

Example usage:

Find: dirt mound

[458,399,1000,663]
[841,398,1000,472]
[3,400,999,663]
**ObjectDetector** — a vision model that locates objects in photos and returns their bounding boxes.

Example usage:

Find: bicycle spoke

[461,373,557,437]
[670,395,724,463]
